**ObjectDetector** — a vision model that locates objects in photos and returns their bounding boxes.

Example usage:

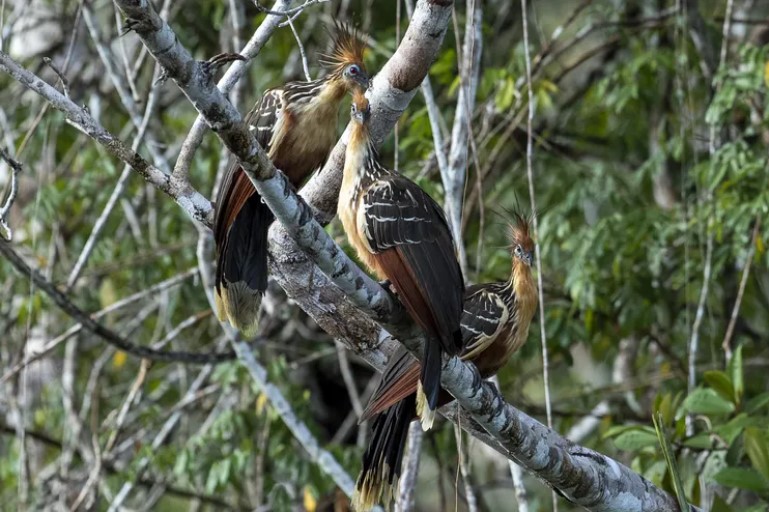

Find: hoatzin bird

[352,214,538,510]
[214,24,369,338]
[339,91,465,425]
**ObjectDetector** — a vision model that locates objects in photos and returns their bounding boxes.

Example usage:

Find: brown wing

[362,175,464,410]
[362,176,465,352]
[212,88,286,336]
[361,347,420,421]
[214,88,284,248]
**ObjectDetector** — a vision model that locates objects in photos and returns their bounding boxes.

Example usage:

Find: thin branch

[254,0,328,17]
[233,341,356,496]
[508,461,530,512]
[444,0,482,272]
[171,0,293,184]
[286,14,311,81]
[0,238,239,364]
[0,146,21,240]
[454,422,478,512]
[0,50,213,226]
[687,229,713,435]
[395,422,423,512]
[722,219,760,362]
[520,0,552,429]
[335,341,363,418]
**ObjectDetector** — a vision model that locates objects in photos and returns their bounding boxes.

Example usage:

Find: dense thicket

[1,1,768,510]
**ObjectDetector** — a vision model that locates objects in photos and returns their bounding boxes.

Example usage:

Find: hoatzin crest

[353,213,538,511]
[339,91,467,508]
[214,23,368,338]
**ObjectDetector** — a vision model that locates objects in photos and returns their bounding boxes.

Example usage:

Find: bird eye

[514,245,523,257]
[348,64,360,76]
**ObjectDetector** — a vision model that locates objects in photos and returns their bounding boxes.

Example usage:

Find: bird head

[320,22,370,92]
[508,211,535,266]
[350,89,370,125]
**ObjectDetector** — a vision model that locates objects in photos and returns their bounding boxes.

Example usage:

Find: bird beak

[355,72,371,90]
[525,251,534,266]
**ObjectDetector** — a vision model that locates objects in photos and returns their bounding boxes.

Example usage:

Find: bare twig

[520,0,552,429]
[509,461,530,512]
[454,422,478,512]
[0,146,21,240]
[444,0,482,273]
[687,229,713,435]
[335,341,363,418]
[521,4,555,508]
[254,0,328,17]
[722,219,760,362]
[286,14,311,81]
[171,0,293,184]
[395,422,423,512]
[0,238,239,364]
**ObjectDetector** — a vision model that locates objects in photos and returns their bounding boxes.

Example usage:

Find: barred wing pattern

[212,88,286,337]
[362,175,464,353]
[460,283,508,360]
[361,174,464,410]
[215,87,284,245]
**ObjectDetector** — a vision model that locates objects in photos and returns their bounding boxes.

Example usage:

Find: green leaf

[745,427,769,480]
[704,370,736,403]
[712,467,769,492]
[711,494,734,512]
[746,392,769,414]
[682,388,736,415]
[613,428,659,451]
[653,412,690,512]
[684,433,716,450]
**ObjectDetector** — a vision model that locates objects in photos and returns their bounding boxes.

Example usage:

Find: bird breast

[270,99,340,185]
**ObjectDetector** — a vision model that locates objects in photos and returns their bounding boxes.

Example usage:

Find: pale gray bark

[0,0,701,509]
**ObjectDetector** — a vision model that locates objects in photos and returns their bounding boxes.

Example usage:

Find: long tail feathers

[214,195,272,338]
[353,395,416,511]
[415,380,435,431]
[415,337,441,430]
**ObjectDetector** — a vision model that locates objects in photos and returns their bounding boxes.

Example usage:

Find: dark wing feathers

[363,176,464,354]
[214,87,283,245]
[363,178,447,249]
[246,88,283,153]
[214,88,284,296]
[460,284,506,354]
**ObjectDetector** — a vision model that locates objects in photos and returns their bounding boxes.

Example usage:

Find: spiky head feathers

[319,21,367,73]
[508,211,535,266]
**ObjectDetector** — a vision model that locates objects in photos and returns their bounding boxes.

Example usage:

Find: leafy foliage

[1,0,769,511]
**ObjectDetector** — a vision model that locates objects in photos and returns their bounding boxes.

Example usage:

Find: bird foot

[201,53,247,83]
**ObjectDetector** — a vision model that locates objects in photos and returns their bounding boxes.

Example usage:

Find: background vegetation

[1,0,768,510]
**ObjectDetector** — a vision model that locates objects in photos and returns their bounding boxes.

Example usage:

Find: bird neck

[318,76,349,104]
[345,121,371,180]
[510,259,537,317]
